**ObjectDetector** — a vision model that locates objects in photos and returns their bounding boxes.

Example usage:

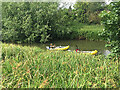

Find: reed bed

[2,43,119,88]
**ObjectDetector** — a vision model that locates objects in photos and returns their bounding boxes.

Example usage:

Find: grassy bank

[2,43,119,88]
[70,23,104,40]
[79,24,104,40]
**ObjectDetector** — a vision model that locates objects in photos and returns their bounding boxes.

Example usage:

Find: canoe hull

[46,45,69,51]
[77,50,98,55]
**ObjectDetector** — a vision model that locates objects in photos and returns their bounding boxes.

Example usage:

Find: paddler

[75,45,80,52]
[50,43,56,49]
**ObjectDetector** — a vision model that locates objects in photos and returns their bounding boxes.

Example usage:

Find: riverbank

[70,23,104,40]
[2,43,119,88]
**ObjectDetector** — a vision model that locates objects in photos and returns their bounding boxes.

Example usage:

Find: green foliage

[73,2,106,24]
[2,43,119,88]
[79,24,104,40]
[2,2,108,43]
[99,2,120,55]
[73,2,88,23]
[50,8,78,40]
[2,2,77,43]
[2,2,59,43]
[69,23,104,40]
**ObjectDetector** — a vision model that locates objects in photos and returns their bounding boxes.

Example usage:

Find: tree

[73,2,106,24]
[73,2,88,23]
[2,2,59,43]
[99,2,120,55]
[2,2,78,43]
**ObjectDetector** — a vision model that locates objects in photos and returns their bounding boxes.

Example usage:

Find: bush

[99,2,120,55]
[2,2,78,43]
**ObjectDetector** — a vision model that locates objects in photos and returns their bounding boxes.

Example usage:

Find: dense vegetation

[1,1,119,88]
[2,2,105,43]
[99,2,120,55]
[2,43,119,88]
[73,23,104,40]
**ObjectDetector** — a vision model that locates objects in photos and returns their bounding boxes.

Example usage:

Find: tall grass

[2,43,119,88]
[79,24,104,40]
[70,23,104,40]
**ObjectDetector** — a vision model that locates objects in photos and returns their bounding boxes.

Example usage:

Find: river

[22,40,110,56]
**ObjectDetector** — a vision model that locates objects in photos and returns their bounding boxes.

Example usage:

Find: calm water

[52,40,107,51]
[22,40,109,55]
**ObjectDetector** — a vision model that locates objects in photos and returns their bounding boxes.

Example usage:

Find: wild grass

[79,24,104,40]
[2,43,119,88]
[70,23,104,40]
[80,24,104,32]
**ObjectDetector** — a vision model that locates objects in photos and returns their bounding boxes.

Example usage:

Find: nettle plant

[99,2,120,56]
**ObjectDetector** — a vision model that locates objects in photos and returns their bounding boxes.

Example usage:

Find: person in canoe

[76,45,80,53]
[49,43,56,49]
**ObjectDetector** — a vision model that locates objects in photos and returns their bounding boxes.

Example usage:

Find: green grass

[2,43,119,88]
[70,23,104,40]
[80,24,104,32]
[79,24,104,40]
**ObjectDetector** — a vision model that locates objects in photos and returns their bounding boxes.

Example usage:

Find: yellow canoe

[46,45,69,51]
[91,50,98,55]
[77,50,98,55]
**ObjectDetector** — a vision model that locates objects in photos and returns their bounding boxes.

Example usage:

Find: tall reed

[2,43,119,88]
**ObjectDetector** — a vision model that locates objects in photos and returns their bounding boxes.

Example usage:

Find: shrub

[99,2,120,55]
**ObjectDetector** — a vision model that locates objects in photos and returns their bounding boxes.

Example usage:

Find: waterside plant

[2,43,119,88]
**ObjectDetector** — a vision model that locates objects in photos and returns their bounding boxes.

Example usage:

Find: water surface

[23,40,108,52]
[21,40,111,55]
